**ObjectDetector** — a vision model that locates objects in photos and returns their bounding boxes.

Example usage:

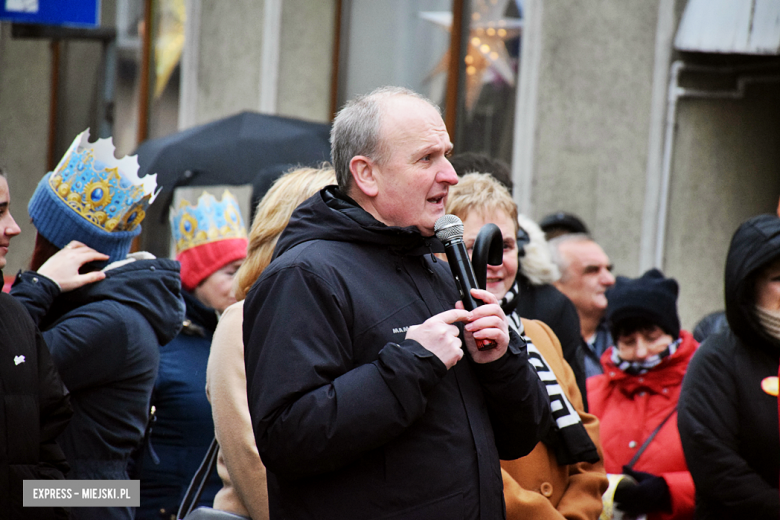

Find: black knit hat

[606,268,680,340]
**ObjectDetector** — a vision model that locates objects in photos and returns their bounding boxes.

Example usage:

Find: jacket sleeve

[206,302,269,520]
[12,274,128,390]
[468,330,553,460]
[10,271,60,326]
[677,341,780,518]
[244,265,449,480]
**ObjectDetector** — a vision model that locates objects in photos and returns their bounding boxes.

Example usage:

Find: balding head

[331,86,440,194]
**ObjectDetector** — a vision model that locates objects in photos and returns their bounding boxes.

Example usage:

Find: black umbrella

[134,111,332,256]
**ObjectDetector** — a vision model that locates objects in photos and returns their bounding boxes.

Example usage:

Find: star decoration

[420,0,522,110]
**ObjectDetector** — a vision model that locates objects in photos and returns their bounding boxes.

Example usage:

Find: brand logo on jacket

[14,355,25,365]
[392,326,410,335]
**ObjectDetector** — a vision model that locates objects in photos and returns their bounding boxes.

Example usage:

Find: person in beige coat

[446,173,608,520]
[502,318,606,520]
[205,166,336,520]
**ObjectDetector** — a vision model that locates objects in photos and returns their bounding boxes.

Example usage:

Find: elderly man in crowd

[243,86,552,520]
[550,234,616,378]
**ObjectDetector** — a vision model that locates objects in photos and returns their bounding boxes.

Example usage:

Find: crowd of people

[1,86,779,520]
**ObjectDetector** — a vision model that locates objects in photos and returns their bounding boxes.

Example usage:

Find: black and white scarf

[501,282,600,465]
[609,337,681,376]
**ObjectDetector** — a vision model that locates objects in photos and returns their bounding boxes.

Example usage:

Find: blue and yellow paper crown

[28,129,160,263]
[50,129,158,232]
[170,190,247,255]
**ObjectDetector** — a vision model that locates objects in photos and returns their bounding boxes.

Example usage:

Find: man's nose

[600,268,615,286]
[437,159,459,185]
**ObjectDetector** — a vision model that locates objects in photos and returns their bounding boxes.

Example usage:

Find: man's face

[368,96,458,236]
[555,240,615,316]
[0,176,21,269]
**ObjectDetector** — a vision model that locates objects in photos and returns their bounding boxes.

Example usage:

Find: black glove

[614,466,672,516]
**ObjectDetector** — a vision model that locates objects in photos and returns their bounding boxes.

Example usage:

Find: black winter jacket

[678,214,780,519]
[244,187,552,520]
[12,257,184,520]
[0,290,72,520]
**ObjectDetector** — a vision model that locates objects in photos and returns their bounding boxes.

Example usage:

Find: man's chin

[418,217,443,237]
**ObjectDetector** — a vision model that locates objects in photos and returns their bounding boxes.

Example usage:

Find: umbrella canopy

[134,111,332,257]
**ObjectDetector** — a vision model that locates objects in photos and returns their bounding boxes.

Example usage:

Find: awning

[675,0,780,55]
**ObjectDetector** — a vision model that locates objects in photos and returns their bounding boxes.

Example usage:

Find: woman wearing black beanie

[588,268,697,520]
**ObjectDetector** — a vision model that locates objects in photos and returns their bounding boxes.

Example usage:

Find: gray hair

[547,232,593,282]
[330,86,440,193]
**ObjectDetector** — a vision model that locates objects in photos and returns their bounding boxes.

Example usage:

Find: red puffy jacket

[587,330,698,520]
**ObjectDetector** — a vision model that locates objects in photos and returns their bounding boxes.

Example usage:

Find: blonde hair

[446,173,518,229]
[234,166,336,300]
[445,173,560,286]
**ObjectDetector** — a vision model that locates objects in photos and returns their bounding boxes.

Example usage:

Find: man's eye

[421,154,431,162]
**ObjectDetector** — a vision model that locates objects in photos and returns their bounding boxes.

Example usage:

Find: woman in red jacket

[587,269,697,520]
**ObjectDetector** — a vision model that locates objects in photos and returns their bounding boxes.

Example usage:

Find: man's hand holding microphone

[405,212,512,368]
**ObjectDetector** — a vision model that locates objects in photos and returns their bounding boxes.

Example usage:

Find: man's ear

[350,155,379,198]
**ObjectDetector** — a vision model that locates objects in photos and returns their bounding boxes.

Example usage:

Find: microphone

[434,214,497,351]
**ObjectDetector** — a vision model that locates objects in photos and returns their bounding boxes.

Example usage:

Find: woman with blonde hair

[205,166,336,519]
[446,173,606,520]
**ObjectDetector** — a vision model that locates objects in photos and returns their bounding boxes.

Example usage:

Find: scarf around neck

[502,281,600,465]
[609,337,681,376]
[755,305,780,343]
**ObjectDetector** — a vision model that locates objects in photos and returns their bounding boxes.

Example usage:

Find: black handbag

[177,438,249,520]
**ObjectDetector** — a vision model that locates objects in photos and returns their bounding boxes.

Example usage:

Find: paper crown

[170,190,247,255]
[28,129,160,263]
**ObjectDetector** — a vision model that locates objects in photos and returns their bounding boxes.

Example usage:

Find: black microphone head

[434,214,464,244]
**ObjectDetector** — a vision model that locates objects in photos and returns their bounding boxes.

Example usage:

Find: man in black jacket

[243,86,552,519]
